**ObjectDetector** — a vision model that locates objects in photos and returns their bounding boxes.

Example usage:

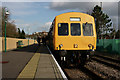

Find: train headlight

[74,44,78,48]
[59,44,63,48]
[88,44,94,50]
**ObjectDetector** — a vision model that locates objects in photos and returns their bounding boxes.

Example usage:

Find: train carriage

[48,12,97,66]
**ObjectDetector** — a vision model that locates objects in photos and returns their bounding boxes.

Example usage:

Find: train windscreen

[83,23,93,36]
[58,23,68,36]
[71,23,81,36]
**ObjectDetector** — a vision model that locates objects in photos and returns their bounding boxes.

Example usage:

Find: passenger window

[83,23,93,36]
[58,23,68,36]
[71,23,81,36]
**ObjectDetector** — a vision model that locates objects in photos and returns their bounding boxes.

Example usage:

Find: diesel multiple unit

[48,12,97,66]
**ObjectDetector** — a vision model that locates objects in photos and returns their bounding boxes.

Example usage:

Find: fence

[0,37,37,52]
[97,39,120,54]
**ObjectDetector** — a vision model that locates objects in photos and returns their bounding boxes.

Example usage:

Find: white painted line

[46,46,68,80]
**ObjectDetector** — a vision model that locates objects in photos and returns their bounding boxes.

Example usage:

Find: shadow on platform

[11,44,39,53]
[36,44,49,54]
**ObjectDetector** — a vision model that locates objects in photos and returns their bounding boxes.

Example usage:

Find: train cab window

[58,23,68,36]
[83,23,93,36]
[71,23,81,36]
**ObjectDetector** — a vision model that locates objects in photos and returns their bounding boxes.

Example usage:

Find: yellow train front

[48,12,96,66]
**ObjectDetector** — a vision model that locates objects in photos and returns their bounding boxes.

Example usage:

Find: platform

[2,44,67,80]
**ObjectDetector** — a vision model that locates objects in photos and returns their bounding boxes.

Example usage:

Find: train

[47,12,97,67]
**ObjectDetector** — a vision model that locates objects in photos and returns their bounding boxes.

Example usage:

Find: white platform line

[46,46,68,80]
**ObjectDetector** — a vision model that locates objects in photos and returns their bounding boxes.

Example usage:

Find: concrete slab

[2,44,39,79]
[35,45,63,79]
[17,50,40,79]
[8,44,63,79]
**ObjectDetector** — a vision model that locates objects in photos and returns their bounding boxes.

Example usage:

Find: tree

[21,29,25,39]
[0,8,2,36]
[17,28,26,39]
[110,28,116,39]
[18,28,21,38]
[1,7,26,38]
[6,22,18,38]
[2,7,18,38]
[115,30,120,39]
[91,5,112,39]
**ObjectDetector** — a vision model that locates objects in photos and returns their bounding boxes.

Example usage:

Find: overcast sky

[2,0,119,34]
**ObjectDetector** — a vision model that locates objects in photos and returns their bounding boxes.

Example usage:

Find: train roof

[54,12,94,23]
[55,12,94,18]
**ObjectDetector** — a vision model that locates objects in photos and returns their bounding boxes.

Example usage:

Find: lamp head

[5,11,10,15]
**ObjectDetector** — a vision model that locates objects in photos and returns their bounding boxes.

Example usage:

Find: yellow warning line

[16,53,40,79]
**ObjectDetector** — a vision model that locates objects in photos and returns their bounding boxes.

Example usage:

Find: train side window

[58,23,68,36]
[71,23,81,36]
[83,23,93,36]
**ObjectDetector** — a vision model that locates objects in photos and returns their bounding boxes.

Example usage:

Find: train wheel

[81,54,87,66]
[65,58,71,68]
[76,54,87,67]
[60,57,66,67]
[60,60,64,67]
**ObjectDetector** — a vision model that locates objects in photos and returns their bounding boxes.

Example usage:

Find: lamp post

[5,20,7,52]
[33,33,35,44]
[4,7,10,52]
[27,26,30,46]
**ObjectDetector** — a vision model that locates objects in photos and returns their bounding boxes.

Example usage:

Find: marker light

[59,44,63,48]
[74,44,78,48]
[88,44,94,49]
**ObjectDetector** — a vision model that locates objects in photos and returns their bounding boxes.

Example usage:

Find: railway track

[79,66,105,80]
[62,54,120,80]
[50,48,120,80]
[63,65,106,80]
[91,55,120,70]
[94,54,120,63]
[51,51,104,80]
[63,60,120,80]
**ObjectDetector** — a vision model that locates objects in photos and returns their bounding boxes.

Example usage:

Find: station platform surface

[2,44,65,80]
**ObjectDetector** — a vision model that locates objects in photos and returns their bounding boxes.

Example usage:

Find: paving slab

[2,44,39,79]
[17,53,40,79]
[9,44,63,80]
[35,45,63,79]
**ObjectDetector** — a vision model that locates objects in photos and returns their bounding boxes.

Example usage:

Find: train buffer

[2,44,67,79]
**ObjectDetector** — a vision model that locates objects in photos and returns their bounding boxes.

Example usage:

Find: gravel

[64,68,91,80]
[85,60,120,80]
[95,52,120,60]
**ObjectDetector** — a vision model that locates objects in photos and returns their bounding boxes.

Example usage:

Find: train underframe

[55,50,94,67]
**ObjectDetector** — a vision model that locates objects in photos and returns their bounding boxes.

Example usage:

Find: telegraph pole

[100,2,104,39]
[100,2,102,10]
